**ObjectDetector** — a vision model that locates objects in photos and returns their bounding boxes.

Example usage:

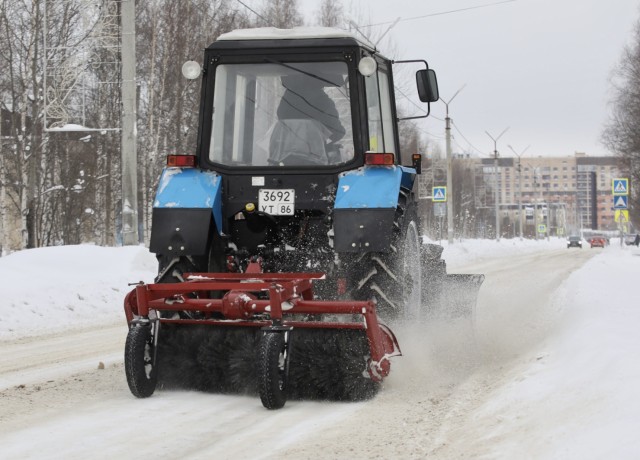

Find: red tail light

[412,153,422,174]
[365,153,395,166]
[167,155,197,167]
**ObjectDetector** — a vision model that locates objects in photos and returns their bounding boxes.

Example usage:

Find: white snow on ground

[436,235,568,264]
[0,245,156,339]
[469,240,640,458]
[1,239,639,457]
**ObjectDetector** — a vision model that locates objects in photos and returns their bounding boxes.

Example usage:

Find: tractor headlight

[181,61,201,80]
[358,57,377,77]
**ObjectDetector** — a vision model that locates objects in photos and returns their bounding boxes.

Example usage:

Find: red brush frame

[124,272,401,381]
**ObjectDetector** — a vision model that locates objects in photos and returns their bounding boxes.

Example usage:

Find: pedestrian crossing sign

[614,195,628,209]
[432,186,447,202]
[612,178,629,195]
[615,209,629,223]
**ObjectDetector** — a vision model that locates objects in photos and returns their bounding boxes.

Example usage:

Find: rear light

[167,154,197,167]
[412,153,422,174]
[364,152,395,166]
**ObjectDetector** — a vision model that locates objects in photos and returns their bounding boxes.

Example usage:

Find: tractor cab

[186,27,438,173]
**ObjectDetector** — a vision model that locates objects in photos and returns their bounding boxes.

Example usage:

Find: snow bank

[471,244,640,458]
[0,245,156,340]
[435,236,567,265]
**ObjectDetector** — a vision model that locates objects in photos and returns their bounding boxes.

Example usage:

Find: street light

[440,84,466,245]
[485,127,509,241]
[508,144,530,241]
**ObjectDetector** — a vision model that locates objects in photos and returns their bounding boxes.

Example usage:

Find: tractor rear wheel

[399,219,423,319]
[350,205,424,320]
[124,324,158,398]
[258,332,288,410]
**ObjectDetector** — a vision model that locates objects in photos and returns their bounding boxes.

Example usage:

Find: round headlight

[181,61,201,80]
[358,56,377,77]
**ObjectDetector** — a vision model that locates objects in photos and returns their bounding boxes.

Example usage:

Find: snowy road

[0,245,601,458]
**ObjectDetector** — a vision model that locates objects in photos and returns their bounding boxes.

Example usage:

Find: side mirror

[416,69,439,103]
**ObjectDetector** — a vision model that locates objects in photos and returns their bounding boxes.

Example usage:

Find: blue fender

[333,166,416,252]
[149,168,223,256]
[153,168,223,233]
[335,165,415,209]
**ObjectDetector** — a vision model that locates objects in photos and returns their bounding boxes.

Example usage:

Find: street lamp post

[441,84,466,245]
[508,144,530,241]
[485,128,509,241]
[532,166,542,240]
[121,0,138,245]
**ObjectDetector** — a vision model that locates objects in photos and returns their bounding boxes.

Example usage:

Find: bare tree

[316,0,344,27]
[452,157,478,239]
[0,1,259,251]
[259,0,303,28]
[0,0,97,249]
[602,15,640,229]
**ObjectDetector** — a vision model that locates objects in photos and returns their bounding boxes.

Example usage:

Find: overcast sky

[292,0,640,159]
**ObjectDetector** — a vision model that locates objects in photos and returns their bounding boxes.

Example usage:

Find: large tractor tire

[350,197,429,321]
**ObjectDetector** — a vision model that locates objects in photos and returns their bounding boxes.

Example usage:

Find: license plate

[258,189,295,215]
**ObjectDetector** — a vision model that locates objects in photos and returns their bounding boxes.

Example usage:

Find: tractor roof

[210,27,377,53]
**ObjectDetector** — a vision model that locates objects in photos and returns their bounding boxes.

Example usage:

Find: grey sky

[246,0,640,159]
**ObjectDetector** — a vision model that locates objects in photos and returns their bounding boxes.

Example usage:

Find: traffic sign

[613,195,628,209]
[538,224,546,233]
[434,202,446,217]
[612,178,629,195]
[615,209,629,223]
[432,186,447,202]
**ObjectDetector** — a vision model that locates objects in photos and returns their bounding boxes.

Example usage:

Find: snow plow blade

[443,274,485,317]
[420,243,485,318]
[430,273,485,320]
[123,272,401,410]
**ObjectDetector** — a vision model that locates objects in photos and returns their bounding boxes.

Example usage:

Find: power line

[236,0,267,22]
[452,120,486,155]
[418,127,445,140]
[362,0,517,27]
[394,84,427,115]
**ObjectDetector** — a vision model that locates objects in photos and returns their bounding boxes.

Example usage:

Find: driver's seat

[269,119,328,166]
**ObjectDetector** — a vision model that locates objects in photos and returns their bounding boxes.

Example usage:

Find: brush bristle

[154,325,379,402]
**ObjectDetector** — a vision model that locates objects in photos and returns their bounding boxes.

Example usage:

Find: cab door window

[364,69,396,154]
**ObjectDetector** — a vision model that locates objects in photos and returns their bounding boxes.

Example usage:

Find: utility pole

[533,166,542,241]
[121,0,138,245]
[441,85,465,245]
[485,128,509,241]
[509,144,530,241]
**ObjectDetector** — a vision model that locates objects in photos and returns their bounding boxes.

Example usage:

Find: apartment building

[477,153,620,236]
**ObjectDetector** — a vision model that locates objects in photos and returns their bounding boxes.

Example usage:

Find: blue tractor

[124,28,483,409]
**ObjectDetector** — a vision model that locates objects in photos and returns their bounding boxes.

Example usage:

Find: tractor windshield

[210,61,353,167]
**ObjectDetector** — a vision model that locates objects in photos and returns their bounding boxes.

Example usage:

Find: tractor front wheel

[258,332,288,410]
[124,324,158,398]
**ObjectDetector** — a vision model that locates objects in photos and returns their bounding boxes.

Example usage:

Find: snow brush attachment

[123,272,401,410]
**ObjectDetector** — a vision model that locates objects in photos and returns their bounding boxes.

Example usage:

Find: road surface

[0,247,595,459]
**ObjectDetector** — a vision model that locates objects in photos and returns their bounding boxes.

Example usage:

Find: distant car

[567,236,582,248]
[589,236,606,248]
[624,234,638,246]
